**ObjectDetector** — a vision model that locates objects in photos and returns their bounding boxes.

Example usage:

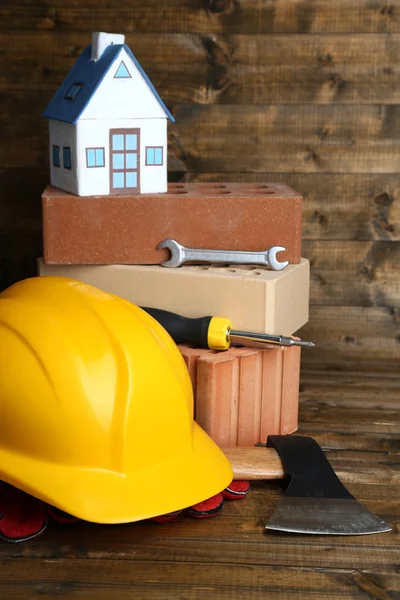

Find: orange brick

[178,344,300,447]
[237,350,263,446]
[260,348,283,443]
[179,345,212,415]
[197,353,240,447]
[280,346,301,435]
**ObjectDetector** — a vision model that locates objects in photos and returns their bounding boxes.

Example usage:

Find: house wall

[76,118,167,195]
[48,121,78,195]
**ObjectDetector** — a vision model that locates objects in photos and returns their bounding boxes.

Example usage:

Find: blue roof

[42,43,175,124]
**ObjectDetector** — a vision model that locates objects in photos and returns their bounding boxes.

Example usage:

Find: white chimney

[91,32,125,61]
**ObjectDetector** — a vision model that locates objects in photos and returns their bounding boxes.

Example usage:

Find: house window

[146,147,163,166]
[63,146,71,169]
[65,83,83,101]
[52,145,60,167]
[86,148,105,168]
[114,61,131,78]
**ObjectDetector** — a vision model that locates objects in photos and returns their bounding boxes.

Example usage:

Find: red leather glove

[150,481,251,523]
[0,481,78,542]
[0,480,250,542]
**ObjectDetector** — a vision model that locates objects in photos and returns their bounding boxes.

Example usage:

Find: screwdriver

[140,307,315,351]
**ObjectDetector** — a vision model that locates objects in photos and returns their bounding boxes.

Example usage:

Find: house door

[109,128,140,194]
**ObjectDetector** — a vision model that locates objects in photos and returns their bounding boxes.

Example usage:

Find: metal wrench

[157,239,289,270]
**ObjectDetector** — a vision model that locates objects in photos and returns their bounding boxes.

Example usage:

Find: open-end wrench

[157,239,289,270]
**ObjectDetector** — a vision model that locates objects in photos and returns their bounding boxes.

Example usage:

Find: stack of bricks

[38,181,309,447]
[180,344,301,447]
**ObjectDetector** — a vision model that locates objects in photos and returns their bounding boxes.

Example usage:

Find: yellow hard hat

[0,276,233,523]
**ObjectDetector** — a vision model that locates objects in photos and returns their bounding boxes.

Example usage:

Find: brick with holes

[41,182,302,265]
[37,257,309,335]
[179,344,301,446]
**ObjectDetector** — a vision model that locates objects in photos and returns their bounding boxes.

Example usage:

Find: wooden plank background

[0,0,399,372]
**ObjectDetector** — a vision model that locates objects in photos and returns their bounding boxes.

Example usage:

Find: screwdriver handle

[141,307,213,348]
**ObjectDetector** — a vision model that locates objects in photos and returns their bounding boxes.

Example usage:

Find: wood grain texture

[1,0,399,34]
[299,370,400,408]
[298,306,400,372]
[0,374,398,598]
[303,240,400,307]
[171,104,400,174]
[2,31,399,105]
[0,234,43,292]
[1,560,398,599]
[1,560,400,599]
[0,1,399,371]
[3,95,400,173]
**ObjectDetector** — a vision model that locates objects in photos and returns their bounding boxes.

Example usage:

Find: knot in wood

[206,0,233,14]
[380,5,394,16]
[374,192,393,207]
[318,54,333,67]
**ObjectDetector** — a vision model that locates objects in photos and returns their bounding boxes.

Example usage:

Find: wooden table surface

[0,371,398,599]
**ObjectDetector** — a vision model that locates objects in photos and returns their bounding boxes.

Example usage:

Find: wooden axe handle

[221,447,285,480]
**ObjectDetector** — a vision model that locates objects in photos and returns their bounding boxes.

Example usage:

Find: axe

[222,435,391,536]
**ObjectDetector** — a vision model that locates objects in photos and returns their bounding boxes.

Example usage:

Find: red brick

[41,182,303,265]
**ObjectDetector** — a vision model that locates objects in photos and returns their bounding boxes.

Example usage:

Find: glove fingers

[0,477,251,537]
[222,480,251,500]
[185,493,224,519]
[150,509,183,523]
[0,484,48,542]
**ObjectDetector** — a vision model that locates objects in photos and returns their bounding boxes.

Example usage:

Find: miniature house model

[42,32,175,196]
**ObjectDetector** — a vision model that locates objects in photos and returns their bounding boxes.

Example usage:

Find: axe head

[265,436,392,536]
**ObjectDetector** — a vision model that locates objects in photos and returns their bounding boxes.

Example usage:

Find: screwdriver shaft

[229,330,315,348]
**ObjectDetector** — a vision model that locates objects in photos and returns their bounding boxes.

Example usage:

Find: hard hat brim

[0,422,234,523]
